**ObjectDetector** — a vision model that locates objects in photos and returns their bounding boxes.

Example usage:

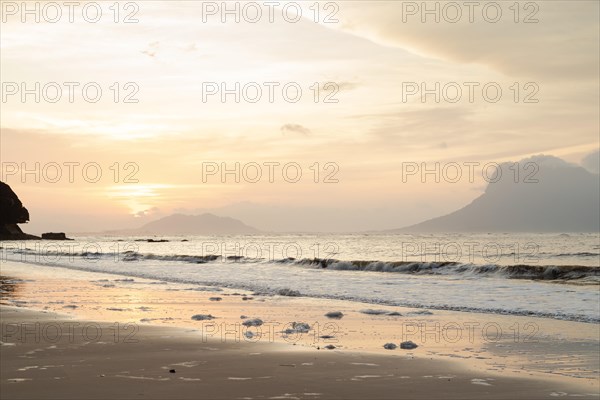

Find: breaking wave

[5,248,599,283]
[291,258,600,283]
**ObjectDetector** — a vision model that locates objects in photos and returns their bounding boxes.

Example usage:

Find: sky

[1,0,599,233]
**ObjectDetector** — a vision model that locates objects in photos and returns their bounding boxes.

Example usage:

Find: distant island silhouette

[106,213,261,236]
[393,155,600,233]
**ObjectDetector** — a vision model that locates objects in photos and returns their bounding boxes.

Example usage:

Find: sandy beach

[1,260,598,399]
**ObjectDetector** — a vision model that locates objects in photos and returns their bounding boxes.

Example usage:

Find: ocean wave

[4,247,598,283]
[554,252,599,257]
[122,252,600,283]
[292,258,599,282]
[121,251,222,264]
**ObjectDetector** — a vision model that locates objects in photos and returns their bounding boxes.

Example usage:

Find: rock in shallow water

[283,322,311,334]
[360,309,401,316]
[407,310,433,316]
[242,318,263,327]
[324,311,344,319]
[360,309,388,315]
[191,314,215,321]
[41,232,73,240]
[400,341,418,350]
[277,288,301,297]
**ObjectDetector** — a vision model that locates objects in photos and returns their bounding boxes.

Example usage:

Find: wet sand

[1,261,598,399]
[3,306,596,400]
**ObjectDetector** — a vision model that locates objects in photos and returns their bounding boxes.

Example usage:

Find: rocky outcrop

[0,182,29,224]
[0,182,40,240]
[41,232,72,240]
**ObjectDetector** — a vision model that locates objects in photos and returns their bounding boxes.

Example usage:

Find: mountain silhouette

[130,213,260,235]
[396,155,600,232]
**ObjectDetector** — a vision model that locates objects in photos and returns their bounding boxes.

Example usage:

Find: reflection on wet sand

[0,276,21,303]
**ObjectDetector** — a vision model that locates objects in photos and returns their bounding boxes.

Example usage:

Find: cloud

[330,1,599,80]
[280,124,311,136]
[316,81,358,92]
[134,207,160,218]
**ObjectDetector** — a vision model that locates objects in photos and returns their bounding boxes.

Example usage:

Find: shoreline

[2,253,598,324]
[1,260,599,399]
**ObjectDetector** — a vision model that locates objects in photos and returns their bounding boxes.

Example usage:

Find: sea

[1,233,599,323]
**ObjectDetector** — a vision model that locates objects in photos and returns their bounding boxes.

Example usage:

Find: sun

[106,184,170,216]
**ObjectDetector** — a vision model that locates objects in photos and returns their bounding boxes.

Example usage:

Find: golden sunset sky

[1,1,598,232]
